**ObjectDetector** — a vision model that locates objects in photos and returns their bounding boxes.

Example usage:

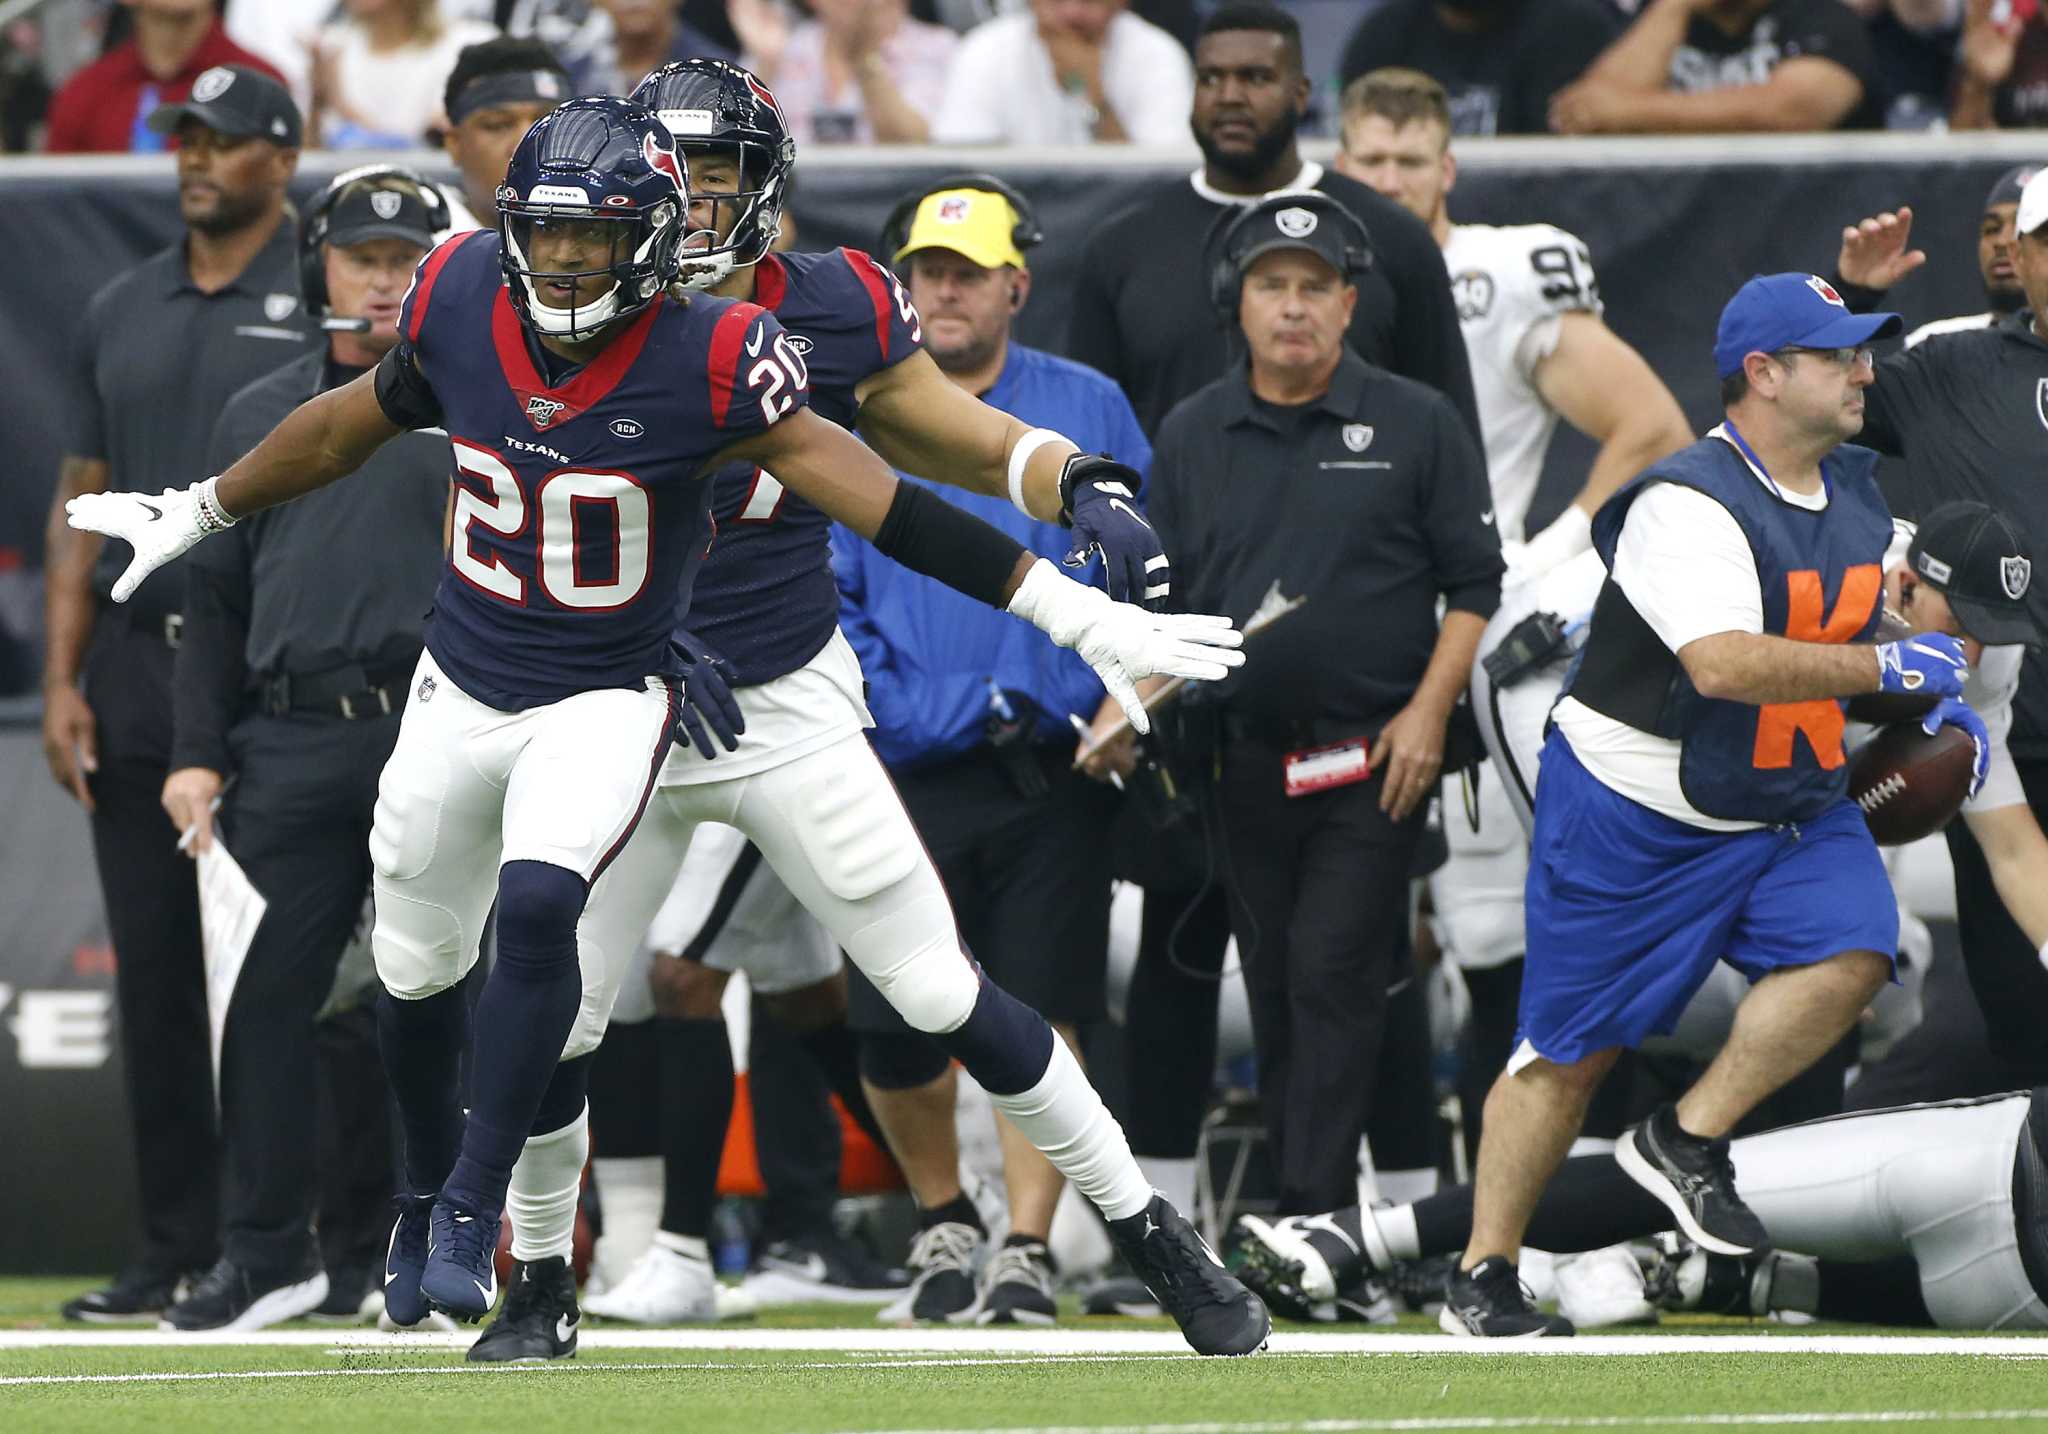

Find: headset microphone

[320,316,373,334]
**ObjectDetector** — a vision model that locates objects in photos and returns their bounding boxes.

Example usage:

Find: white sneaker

[581,1242,756,1324]
[1552,1246,1656,1329]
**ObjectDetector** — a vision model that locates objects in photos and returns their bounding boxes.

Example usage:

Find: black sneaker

[1439,1256,1574,1337]
[1617,1105,1771,1257]
[61,1270,187,1324]
[1079,1274,1161,1318]
[1229,1211,1371,1322]
[976,1237,1058,1326]
[468,1257,578,1363]
[160,1254,330,1333]
[1389,1253,1458,1315]
[1108,1193,1270,1357]
[879,1220,984,1324]
[745,1231,908,1307]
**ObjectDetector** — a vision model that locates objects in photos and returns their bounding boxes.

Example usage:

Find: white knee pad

[371,883,477,1000]
[851,895,980,1034]
[785,760,920,903]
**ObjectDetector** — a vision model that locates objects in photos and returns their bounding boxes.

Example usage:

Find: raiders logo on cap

[1275,207,1319,239]
[191,66,235,104]
[371,190,403,220]
[2004,555,2032,600]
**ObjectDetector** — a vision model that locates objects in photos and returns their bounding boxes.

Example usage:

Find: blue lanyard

[1721,421,1830,505]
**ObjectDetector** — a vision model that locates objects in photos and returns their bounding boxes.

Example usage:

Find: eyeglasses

[1772,344,1877,370]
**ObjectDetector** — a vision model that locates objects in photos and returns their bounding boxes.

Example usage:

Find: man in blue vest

[1444,273,1990,1336]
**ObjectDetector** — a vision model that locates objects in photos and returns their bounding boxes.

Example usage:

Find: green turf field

[6,1277,2046,1434]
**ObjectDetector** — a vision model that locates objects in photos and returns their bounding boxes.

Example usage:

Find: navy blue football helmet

[630,59,794,291]
[497,96,688,341]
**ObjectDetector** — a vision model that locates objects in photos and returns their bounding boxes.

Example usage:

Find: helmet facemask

[500,197,683,342]
[670,139,786,293]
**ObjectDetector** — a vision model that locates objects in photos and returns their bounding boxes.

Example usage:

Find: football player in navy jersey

[479,59,1269,1361]
[69,95,1266,1360]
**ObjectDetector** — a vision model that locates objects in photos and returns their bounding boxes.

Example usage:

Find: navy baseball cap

[1713,273,1902,380]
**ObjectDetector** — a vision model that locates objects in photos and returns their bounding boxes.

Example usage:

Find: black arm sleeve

[870,480,1031,609]
[374,341,445,431]
[171,531,251,774]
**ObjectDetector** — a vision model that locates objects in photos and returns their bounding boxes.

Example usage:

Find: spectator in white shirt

[313,0,498,148]
[933,0,1194,145]
[736,0,956,144]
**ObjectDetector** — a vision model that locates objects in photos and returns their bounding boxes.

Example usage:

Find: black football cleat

[381,1194,437,1327]
[468,1257,579,1362]
[1109,1193,1270,1356]
[160,1253,329,1333]
[1617,1104,1771,1257]
[1439,1257,1574,1338]
[1229,1211,1372,1323]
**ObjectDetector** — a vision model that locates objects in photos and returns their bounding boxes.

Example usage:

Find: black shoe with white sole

[1439,1257,1574,1338]
[1109,1194,1270,1357]
[1617,1104,1771,1257]
[160,1254,330,1333]
[468,1257,579,1362]
[977,1237,1058,1326]
[61,1270,188,1324]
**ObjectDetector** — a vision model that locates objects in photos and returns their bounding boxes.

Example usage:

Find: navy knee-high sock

[377,982,471,1197]
[442,860,588,1222]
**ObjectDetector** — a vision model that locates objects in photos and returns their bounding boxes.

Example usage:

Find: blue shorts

[1517,731,1898,1067]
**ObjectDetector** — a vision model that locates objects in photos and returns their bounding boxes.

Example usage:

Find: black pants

[315,1003,397,1283]
[1945,755,2048,1087]
[849,747,1119,1035]
[1216,735,1425,1214]
[1123,883,1230,1159]
[83,620,218,1278]
[216,710,399,1273]
[748,992,841,1244]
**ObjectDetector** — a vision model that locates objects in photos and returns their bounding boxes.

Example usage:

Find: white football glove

[1005,558,1244,732]
[66,477,236,603]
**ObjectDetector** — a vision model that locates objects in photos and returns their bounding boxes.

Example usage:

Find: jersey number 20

[450,440,651,609]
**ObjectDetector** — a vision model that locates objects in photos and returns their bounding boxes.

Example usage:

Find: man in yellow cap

[831,177,1157,1326]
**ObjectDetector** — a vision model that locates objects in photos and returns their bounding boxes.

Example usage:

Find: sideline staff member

[156,170,451,1332]
[1145,192,1502,1217]
[41,65,311,1324]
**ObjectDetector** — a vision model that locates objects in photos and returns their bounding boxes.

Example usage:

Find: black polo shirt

[1067,165,1480,442]
[1150,351,1503,728]
[1858,312,2048,758]
[70,216,313,624]
[171,351,451,773]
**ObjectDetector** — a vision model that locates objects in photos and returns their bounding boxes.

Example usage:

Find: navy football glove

[1876,633,1968,699]
[1920,695,1990,799]
[1060,454,1171,611]
[668,631,745,760]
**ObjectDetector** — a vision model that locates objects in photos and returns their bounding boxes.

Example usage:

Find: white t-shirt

[319,17,499,148]
[1554,425,1826,831]
[931,11,1194,146]
[1443,222,1604,544]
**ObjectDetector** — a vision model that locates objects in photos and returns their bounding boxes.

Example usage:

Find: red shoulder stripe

[404,231,477,346]
[840,248,895,363]
[707,302,766,428]
[753,253,788,311]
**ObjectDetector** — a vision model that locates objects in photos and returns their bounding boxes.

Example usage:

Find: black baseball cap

[148,65,303,147]
[1231,195,1363,280]
[1908,501,2046,647]
[327,181,438,249]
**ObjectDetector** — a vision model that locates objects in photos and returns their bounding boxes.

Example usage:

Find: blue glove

[1920,695,1990,798]
[1060,454,1171,611]
[667,631,745,760]
[1876,633,1968,699]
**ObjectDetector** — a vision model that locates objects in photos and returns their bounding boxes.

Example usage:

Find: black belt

[113,607,183,649]
[1219,712,1369,749]
[258,661,412,720]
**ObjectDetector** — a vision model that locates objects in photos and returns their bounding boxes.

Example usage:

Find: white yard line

[2,1329,2046,1356]
[818,1418,2048,1434]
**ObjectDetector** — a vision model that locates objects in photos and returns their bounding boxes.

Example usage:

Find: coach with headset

[1141,191,1502,1216]
[155,168,453,1332]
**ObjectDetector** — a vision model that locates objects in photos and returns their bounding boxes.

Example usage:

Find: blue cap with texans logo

[1713,272,1902,379]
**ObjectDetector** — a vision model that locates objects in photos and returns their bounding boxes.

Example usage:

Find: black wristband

[872,480,1030,609]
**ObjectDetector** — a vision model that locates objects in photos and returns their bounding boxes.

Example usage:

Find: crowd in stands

[0,0,2036,154]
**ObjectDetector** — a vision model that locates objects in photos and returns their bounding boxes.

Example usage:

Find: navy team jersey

[395,230,808,710]
[690,248,924,687]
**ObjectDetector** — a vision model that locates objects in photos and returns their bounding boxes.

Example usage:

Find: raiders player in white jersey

[1334,67,1694,1145]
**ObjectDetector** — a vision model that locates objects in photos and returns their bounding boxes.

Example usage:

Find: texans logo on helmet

[641,131,688,202]
[743,73,786,124]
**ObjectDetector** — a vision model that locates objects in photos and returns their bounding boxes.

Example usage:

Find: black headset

[298,164,451,329]
[877,172,1045,306]
[1207,192,1374,321]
